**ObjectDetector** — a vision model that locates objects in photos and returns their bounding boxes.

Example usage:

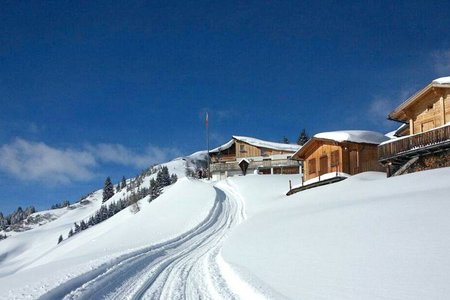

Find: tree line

[0,206,36,232]
[58,166,178,245]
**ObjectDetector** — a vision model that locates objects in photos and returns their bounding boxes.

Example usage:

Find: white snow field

[1,159,450,299]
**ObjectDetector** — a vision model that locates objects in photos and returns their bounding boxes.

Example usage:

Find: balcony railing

[210,158,300,173]
[378,124,450,162]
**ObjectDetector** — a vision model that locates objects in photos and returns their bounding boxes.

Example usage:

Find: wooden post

[289,180,292,191]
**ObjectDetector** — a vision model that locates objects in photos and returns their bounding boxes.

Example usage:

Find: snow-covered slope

[1,151,449,299]
[221,168,450,299]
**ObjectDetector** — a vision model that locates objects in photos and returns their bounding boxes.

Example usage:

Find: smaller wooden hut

[291,131,387,182]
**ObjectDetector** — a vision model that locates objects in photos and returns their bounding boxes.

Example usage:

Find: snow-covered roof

[313,130,388,144]
[432,76,450,85]
[389,76,450,122]
[210,136,301,153]
[209,139,235,153]
[233,136,301,152]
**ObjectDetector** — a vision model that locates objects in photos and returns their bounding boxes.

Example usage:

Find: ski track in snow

[38,182,261,300]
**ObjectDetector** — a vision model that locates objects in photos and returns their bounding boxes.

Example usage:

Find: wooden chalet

[291,131,387,182]
[209,136,301,180]
[378,76,450,176]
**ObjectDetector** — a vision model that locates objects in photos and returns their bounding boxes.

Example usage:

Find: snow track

[39,182,260,300]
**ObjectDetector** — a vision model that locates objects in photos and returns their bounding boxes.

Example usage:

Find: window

[308,158,316,174]
[331,150,339,167]
[261,148,270,156]
[239,144,246,153]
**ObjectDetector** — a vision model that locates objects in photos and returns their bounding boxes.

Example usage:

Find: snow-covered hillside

[0,153,449,299]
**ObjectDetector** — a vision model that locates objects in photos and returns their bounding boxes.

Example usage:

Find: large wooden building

[291,131,387,182]
[378,76,450,175]
[209,136,301,180]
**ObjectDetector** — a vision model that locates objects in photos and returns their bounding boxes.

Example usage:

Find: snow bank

[314,130,388,144]
[222,168,450,299]
[0,178,216,297]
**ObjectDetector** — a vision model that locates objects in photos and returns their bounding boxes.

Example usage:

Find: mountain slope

[1,155,449,299]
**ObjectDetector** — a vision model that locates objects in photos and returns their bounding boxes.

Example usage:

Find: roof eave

[388,83,450,121]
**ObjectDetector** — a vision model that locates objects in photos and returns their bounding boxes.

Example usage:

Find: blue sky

[1,0,450,213]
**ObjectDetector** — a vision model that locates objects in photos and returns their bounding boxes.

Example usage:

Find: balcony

[210,158,300,173]
[378,124,450,163]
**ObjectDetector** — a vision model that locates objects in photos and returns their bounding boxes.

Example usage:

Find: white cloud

[0,138,96,184]
[85,143,181,169]
[432,50,450,74]
[0,139,181,183]
[368,97,393,120]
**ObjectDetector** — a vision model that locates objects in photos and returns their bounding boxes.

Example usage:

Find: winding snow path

[39,182,260,300]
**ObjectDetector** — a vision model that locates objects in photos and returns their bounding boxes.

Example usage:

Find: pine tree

[58,235,63,244]
[80,220,87,230]
[103,176,115,203]
[297,129,309,146]
[149,178,160,201]
[68,228,74,238]
[170,174,178,184]
[157,166,171,187]
[282,136,289,144]
[121,176,127,189]
[74,222,81,233]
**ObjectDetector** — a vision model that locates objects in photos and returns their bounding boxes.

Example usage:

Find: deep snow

[1,156,450,299]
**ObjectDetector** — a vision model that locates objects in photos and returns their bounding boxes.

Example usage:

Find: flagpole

[206,112,210,180]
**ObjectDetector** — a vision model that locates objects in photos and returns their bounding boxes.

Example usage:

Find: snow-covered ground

[222,168,450,299]
[1,156,450,299]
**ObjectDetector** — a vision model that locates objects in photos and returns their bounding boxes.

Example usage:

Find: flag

[205,112,209,128]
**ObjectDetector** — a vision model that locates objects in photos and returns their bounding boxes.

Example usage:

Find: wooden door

[319,155,328,176]
[421,120,434,132]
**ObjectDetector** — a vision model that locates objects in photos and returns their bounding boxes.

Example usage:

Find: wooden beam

[441,93,446,124]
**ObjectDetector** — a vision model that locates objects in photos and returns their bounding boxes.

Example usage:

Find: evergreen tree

[68,228,74,238]
[80,220,87,230]
[297,129,309,146]
[170,174,178,184]
[0,213,6,230]
[74,222,81,233]
[157,166,171,187]
[102,176,115,203]
[58,235,63,244]
[121,176,127,189]
[282,136,289,144]
[149,178,160,201]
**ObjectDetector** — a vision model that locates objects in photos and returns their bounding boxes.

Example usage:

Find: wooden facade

[209,136,301,180]
[379,78,450,175]
[211,140,293,162]
[293,138,382,181]
[388,84,450,136]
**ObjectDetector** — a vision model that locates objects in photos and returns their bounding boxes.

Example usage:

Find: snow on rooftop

[233,136,300,152]
[314,130,388,144]
[209,139,235,153]
[210,136,300,153]
[432,76,450,85]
